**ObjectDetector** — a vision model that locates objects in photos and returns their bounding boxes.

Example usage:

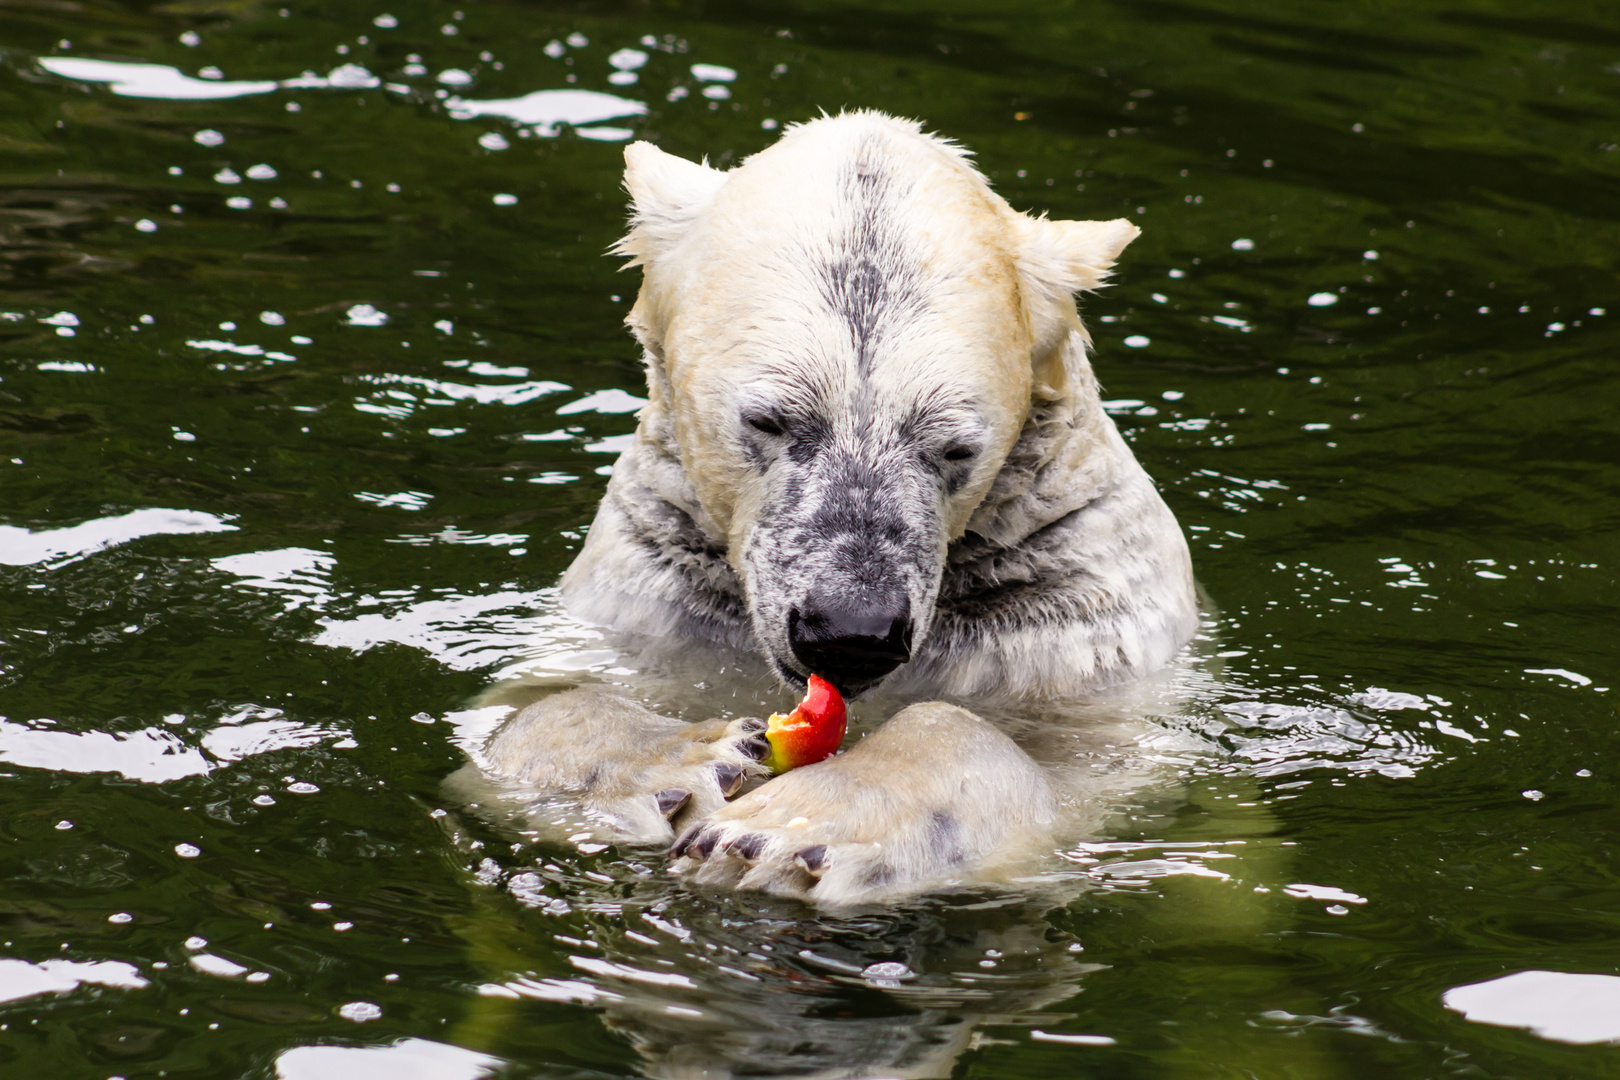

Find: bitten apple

[762,675,847,773]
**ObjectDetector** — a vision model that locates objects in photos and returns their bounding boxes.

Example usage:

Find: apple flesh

[762,675,847,773]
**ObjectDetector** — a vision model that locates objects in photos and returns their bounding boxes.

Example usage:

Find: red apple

[762,675,847,773]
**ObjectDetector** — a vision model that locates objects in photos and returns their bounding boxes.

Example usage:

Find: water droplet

[861,961,915,980]
[343,304,388,327]
[338,1001,382,1022]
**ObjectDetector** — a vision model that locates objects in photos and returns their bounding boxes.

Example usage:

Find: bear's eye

[942,444,976,462]
[743,411,786,437]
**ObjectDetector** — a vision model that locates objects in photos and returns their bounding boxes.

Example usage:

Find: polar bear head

[611,113,1138,696]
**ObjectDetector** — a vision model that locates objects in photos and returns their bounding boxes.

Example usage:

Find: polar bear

[482,111,1198,905]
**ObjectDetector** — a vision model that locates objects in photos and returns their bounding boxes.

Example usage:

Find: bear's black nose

[787,596,913,695]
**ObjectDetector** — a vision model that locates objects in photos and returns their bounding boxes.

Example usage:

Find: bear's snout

[788,593,913,696]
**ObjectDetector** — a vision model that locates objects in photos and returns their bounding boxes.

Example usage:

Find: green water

[2,0,1618,1076]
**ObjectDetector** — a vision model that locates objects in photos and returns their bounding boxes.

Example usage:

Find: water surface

[2,0,1618,1076]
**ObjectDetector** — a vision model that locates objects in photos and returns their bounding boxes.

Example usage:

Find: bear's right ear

[611,141,729,268]
[1013,215,1141,368]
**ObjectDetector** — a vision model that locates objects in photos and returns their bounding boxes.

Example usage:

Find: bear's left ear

[611,141,729,268]
[1014,216,1140,359]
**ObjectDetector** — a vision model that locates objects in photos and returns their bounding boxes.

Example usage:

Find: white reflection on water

[0,704,349,784]
[343,303,390,327]
[0,958,147,1004]
[282,64,382,89]
[212,547,336,611]
[0,721,210,782]
[584,433,635,454]
[570,954,697,989]
[452,361,529,378]
[385,527,529,548]
[313,589,565,674]
[1218,698,1440,778]
[1282,882,1368,905]
[210,547,610,679]
[275,1038,503,1080]
[478,974,622,1004]
[38,57,382,99]
[187,338,298,363]
[443,88,646,137]
[1445,970,1620,1044]
[37,57,277,99]
[201,711,347,762]
[188,952,250,978]
[689,63,737,82]
[354,491,434,510]
[37,56,642,139]
[0,508,236,568]
[555,388,648,415]
[1061,840,1242,885]
[357,372,570,413]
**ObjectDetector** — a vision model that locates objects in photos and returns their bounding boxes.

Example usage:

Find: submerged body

[482,112,1198,906]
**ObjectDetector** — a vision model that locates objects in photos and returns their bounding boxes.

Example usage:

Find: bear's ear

[612,141,729,268]
[1014,216,1140,359]
[1016,216,1140,298]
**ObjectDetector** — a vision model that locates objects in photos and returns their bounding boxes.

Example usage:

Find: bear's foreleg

[480,687,772,844]
[671,701,1059,906]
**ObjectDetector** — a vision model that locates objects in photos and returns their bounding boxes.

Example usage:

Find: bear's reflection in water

[443,623,1239,1078]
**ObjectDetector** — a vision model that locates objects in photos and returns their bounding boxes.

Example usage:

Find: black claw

[737,734,771,762]
[692,829,720,858]
[671,824,702,859]
[714,762,747,797]
[794,844,829,877]
[726,833,768,862]
[738,717,767,734]
[655,789,691,820]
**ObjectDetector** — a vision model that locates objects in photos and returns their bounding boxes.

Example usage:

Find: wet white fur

[488,112,1200,906]
[480,687,768,845]
[562,111,1197,699]
[676,701,1059,904]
